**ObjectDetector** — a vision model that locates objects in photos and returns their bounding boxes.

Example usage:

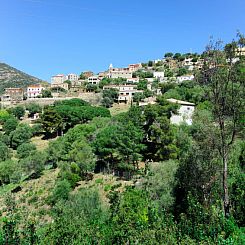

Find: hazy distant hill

[0,62,47,94]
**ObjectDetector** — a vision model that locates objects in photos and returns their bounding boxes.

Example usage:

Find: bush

[3,117,18,135]
[0,160,21,185]
[9,106,25,119]
[16,143,37,159]
[20,151,47,176]
[31,123,43,136]
[10,124,33,149]
[48,179,71,205]
[0,141,11,161]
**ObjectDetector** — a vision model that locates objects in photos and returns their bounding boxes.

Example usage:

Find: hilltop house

[153,71,165,81]
[177,74,194,83]
[127,78,140,84]
[51,74,65,84]
[166,98,195,125]
[67,73,79,81]
[88,76,101,85]
[1,88,24,102]
[82,71,94,78]
[103,84,143,103]
[108,64,133,79]
[27,84,45,98]
[51,74,69,91]
[128,63,142,72]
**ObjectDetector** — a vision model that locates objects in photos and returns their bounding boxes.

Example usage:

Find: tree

[164,69,174,77]
[101,88,118,108]
[41,89,53,98]
[49,179,71,205]
[101,97,113,108]
[20,151,47,176]
[0,141,11,161]
[16,143,36,159]
[79,72,86,80]
[177,67,188,76]
[148,60,153,67]
[0,110,10,124]
[173,53,182,60]
[54,98,89,107]
[133,92,145,103]
[3,117,18,135]
[199,38,245,216]
[9,106,25,119]
[43,188,109,244]
[26,103,42,118]
[40,107,63,137]
[0,160,20,185]
[137,79,148,90]
[109,187,150,243]
[86,84,99,92]
[164,52,174,58]
[10,124,33,149]
[68,140,96,174]
[140,160,179,211]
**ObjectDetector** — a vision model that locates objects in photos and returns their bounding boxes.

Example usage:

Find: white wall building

[153,71,165,81]
[103,84,143,103]
[51,74,65,84]
[177,74,194,83]
[127,78,139,84]
[109,70,133,79]
[166,98,195,125]
[67,73,79,81]
[88,76,100,85]
[27,84,45,98]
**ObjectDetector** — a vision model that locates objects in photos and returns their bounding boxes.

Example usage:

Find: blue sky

[1,0,244,81]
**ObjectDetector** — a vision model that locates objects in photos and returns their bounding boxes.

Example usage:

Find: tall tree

[199,37,245,216]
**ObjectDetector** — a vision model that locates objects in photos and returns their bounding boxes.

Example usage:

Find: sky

[0,0,244,81]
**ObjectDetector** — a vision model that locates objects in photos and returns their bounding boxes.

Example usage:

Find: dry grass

[109,103,131,116]
[31,136,51,151]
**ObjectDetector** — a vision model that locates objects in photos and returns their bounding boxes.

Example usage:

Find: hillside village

[0,52,209,125]
[1,48,244,126]
[0,38,244,244]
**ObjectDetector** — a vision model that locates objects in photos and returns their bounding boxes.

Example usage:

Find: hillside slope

[0,63,47,94]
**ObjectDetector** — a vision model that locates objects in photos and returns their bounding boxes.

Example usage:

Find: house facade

[67,73,78,81]
[51,74,65,84]
[166,98,195,125]
[153,71,165,81]
[103,84,143,103]
[27,84,44,98]
[177,74,194,83]
[88,76,100,85]
[1,88,24,101]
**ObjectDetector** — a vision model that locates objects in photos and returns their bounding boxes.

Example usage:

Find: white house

[67,73,79,81]
[88,76,100,85]
[27,84,45,98]
[108,64,133,79]
[103,84,143,103]
[153,71,165,81]
[166,98,195,125]
[51,74,65,84]
[127,78,140,84]
[177,74,195,83]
